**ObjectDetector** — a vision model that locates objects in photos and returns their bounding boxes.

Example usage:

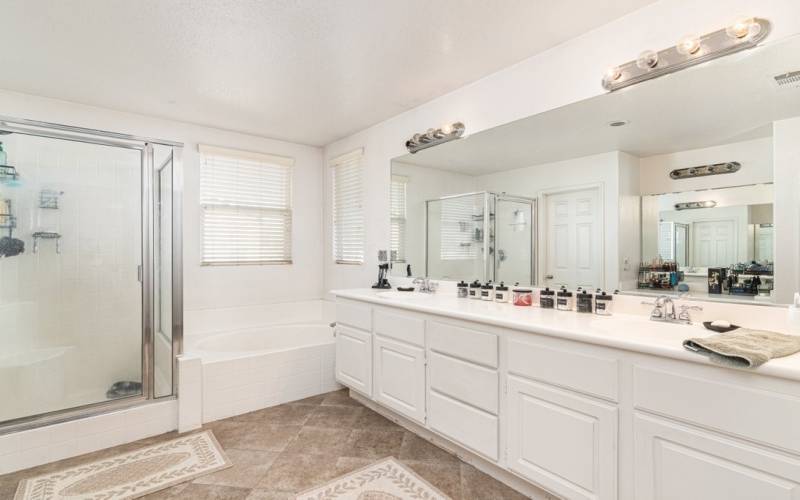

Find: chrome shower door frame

[0,115,183,435]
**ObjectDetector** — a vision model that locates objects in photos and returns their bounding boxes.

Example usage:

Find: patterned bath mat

[296,457,451,500]
[14,431,231,500]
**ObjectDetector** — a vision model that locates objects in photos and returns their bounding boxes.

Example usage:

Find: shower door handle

[137,265,143,283]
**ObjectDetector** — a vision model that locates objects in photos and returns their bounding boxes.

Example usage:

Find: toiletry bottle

[457,280,469,298]
[556,288,574,311]
[577,290,593,313]
[481,281,494,301]
[595,291,613,316]
[539,288,555,309]
[788,292,800,335]
[495,282,509,303]
[512,286,533,306]
[469,280,481,299]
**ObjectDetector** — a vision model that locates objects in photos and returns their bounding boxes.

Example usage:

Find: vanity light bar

[670,161,741,180]
[405,122,465,154]
[675,201,717,211]
[602,17,770,91]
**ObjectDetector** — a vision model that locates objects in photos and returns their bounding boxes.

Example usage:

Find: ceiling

[395,36,800,175]
[0,0,657,146]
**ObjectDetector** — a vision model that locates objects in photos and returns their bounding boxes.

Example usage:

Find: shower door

[0,117,182,431]
[494,196,535,285]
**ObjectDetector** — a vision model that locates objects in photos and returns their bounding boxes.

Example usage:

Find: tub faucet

[412,277,439,293]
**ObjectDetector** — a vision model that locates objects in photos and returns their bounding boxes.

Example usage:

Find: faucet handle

[678,304,703,323]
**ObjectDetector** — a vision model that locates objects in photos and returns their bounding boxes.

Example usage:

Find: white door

[693,220,735,267]
[544,188,602,290]
[507,375,618,500]
[373,335,426,423]
[634,413,800,500]
[335,325,372,397]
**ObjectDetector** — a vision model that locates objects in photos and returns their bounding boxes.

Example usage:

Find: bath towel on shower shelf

[683,328,800,368]
[0,236,24,257]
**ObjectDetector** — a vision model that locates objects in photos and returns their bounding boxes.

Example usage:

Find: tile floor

[0,389,536,499]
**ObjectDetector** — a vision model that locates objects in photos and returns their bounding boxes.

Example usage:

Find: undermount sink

[377,291,434,300]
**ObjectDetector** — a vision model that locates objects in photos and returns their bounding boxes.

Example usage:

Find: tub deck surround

[332,288,800,381]
[333,288,800,500]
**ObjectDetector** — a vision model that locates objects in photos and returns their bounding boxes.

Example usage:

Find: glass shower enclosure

[426,192,535,284]
[0,116,182,432]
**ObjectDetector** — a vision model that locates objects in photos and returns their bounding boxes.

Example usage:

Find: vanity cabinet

[335,324,372,397]
[334,293,800,500]
[507,375,618,500]
[633,413,800,499]
[373,335,426,423]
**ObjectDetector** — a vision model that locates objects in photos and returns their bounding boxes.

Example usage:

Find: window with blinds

[200,145,294,265]
[331,149,365,264]
[440,195,479,260]
[390,175,407,262]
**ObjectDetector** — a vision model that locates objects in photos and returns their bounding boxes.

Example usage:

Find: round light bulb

[676,35,701,55]
[726,17,760,39]
[636,50,659,70]
[604,66,622,82]
[440,123,454,135]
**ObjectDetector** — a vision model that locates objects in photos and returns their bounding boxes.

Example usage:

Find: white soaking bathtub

[184,300,340,423]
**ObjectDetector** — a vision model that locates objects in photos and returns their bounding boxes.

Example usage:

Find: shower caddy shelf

[0,165,19,181]
[32,231,62,254]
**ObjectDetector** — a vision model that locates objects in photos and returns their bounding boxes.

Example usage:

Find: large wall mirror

[389,34,800,304]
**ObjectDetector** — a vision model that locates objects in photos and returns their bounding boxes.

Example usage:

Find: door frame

[536,182,605,289]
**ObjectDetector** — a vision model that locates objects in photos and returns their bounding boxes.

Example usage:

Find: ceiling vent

[774,71,800,89]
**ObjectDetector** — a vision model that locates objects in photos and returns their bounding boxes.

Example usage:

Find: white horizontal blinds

[331,149,365,264]
[200,145,294,265]
[440,195,479,260]
[390,175,407,262]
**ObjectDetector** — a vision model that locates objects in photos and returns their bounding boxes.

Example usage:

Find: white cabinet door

[373,335,426,423]
[634,412,800,500]
[507,375,617,500]
[335,325,372,397]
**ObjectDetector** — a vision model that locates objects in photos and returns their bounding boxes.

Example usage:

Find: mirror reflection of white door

[693,220,735,267]
[755,224,774,262]
[544,187,602,290]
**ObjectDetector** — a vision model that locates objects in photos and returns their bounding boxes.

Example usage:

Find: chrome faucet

[643,295,702,325]
[412,277,439,293]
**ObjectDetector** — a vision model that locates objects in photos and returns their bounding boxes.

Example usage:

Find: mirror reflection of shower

[425,191,534,284]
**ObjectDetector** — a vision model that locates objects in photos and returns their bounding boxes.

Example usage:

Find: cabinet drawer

[336,299,371,331]
[374,308,425,347]
[634,412,800,500]
[428,390,499,461]
[429,351,498,414]
[508,338,619,402]
[428,321,498,368]
[633,365,800,454]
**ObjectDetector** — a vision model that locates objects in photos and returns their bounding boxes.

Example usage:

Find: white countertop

[333,288,800,382]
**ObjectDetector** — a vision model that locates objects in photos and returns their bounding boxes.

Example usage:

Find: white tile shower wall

[201,344,339,423]
[0,133,142,422]
[0,400,177,474]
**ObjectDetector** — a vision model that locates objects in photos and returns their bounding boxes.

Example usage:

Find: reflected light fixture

[675,201,717,210]
[602,17,769,91]
[405,122,465,154]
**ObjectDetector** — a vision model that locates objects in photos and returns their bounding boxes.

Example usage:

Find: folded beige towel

[683,329,800,368]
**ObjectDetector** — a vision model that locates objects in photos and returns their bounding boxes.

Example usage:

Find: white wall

[774,116,800,303]
[322,0,800,296]
[0,89,325,312]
